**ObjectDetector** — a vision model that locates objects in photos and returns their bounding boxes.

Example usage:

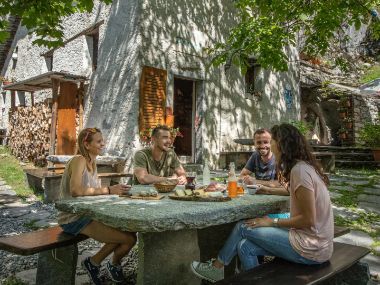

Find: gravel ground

[0,200,138,284]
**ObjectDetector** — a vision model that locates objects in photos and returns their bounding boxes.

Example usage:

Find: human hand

[242,175,255,185]
[177,175,187,185]
[256,184,270,194]
[109,184,131,195]
[244,216,273,228]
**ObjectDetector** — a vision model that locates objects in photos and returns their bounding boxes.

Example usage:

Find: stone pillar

[137,229,201,285]
[36,244,78,285]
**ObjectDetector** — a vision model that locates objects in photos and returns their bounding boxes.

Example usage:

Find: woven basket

[153,183,177,193]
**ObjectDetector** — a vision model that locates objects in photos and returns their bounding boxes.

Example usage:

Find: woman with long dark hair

[191,123,334,283]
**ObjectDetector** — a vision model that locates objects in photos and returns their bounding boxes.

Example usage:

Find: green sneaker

[190,259,224,283]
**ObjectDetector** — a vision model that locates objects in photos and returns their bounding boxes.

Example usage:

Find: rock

[358,202,380,215]
[334,230,374,248]
[363,187,380,195]
[329,185,355,191]
[0,189,17,196]
[358,194,380,205]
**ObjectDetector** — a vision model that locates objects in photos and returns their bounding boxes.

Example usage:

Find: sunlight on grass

[0,146,35,198]
[360,64,380,83]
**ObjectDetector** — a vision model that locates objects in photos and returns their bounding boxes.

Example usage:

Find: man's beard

[258,147,270,156]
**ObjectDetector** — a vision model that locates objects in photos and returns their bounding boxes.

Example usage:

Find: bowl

[153,181,178,193]
[245,185,258,195]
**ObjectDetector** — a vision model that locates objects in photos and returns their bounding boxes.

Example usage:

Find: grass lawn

[0,146,37,199]
[360,64,380,83]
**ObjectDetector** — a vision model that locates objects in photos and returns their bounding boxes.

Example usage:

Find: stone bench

[25,155,131,203]
[0,226,88,285]
[216,227,371,285]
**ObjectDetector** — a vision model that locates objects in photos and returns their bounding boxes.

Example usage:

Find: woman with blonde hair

[191,123,333,283]
[57,127,136,284]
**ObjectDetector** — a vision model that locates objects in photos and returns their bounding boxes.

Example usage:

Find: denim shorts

[60,217,92,236]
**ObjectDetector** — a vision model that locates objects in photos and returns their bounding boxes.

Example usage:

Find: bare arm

[134,167,168,184]
[70,157,130,196]
[174,165,187,185]
[256,185,289,196]
[246,186,316,229]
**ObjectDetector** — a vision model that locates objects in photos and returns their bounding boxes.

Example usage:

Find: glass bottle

[228,162,237,198]
[203,159,211,186]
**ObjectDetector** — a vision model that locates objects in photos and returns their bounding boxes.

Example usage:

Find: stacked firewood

[8,103,51,166]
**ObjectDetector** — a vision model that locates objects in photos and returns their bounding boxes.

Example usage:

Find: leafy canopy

[209,0,380,71]
[0,0,112,48]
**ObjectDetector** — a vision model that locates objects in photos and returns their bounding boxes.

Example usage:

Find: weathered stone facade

[353,93,380,144]
[1,0,300,168]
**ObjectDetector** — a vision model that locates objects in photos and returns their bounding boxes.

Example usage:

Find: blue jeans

[217,221,321,271]
[60,217,92,236]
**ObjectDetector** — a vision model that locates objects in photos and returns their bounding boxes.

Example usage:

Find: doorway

[173,77,195,160]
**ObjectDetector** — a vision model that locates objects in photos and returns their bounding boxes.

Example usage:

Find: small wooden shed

[4,71,87,156]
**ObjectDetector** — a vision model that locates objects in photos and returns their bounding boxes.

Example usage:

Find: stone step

[335,160,380,168]
[312,145,373,153]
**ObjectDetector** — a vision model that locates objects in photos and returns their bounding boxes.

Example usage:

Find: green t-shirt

[133,148,181,184]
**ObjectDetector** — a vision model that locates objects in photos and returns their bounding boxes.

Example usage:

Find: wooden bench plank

[0,226,87,256]
[216,242,370,285]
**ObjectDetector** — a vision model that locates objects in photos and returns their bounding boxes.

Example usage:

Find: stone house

[0,0,300,169]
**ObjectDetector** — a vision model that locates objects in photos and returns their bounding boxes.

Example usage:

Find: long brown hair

[270,123,329,186]
[77,127,101,161]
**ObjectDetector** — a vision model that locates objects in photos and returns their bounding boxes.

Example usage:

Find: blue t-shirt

[244,151,276,180]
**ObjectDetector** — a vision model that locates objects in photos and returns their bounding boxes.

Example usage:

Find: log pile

[8,103,51,166]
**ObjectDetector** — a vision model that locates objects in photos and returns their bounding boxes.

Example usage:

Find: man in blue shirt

[240,128,288,196]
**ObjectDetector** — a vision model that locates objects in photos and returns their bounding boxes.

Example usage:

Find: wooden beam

[78,82,84,130]
[49,79,60,155]
[31,92,34,106]
[10,91,16,109]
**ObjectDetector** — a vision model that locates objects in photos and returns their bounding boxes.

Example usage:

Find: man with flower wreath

[134,125,187,185]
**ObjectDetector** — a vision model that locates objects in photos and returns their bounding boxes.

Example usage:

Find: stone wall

[353,93,380,144]
[141,0,300,167]
[1,0,300,170]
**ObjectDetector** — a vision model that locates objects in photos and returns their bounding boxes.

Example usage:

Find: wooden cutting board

[119,194,165,200]
[168,194,231,202]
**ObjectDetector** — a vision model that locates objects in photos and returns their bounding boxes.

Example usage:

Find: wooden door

[56,82,77,155]
[173,78,194,157]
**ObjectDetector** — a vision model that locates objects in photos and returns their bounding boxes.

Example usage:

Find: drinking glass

[185,172,196,190]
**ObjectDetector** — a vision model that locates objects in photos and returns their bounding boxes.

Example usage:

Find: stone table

[56,189,289,285]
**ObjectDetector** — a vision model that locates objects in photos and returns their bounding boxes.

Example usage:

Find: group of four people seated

[57,124,333,284]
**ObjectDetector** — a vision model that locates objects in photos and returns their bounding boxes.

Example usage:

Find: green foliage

[208,0,377,71]
[1,275,27,285]
[290,120,311,135]
[0,0,112,48]
[360,64,380,83]
[359,113,380,147]
[0,146,36,198]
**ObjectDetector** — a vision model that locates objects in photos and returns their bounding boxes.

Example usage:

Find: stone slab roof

[3,71,87,92]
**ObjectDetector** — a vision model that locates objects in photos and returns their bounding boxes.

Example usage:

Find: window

[245,58,258,95]
[86,29,99,71]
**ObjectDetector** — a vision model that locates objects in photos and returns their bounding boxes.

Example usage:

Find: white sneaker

[190,259,224,283]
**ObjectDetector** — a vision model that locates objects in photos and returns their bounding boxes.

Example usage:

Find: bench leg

[36,244,78,285]
[320,261,370,285]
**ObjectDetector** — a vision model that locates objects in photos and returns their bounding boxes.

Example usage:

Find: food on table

[138,189,158,197]
[175,189,186,196]
[184,190,193,196]
[204,182,226,192]
[194,189,205,196]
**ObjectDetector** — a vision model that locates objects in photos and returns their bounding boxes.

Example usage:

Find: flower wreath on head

[139,125,183,145]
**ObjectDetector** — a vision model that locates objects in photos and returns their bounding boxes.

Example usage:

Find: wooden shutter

[56,81,77,155]
[139,66,167,134]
